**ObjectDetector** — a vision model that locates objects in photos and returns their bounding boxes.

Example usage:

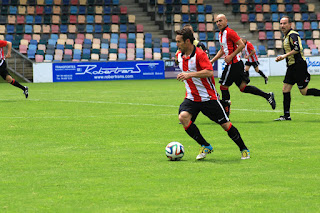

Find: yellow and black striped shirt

[283,29,306,66]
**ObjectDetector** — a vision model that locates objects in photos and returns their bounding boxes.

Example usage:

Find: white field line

[1,98,320,116]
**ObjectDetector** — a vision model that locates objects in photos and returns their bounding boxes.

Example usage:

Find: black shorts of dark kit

[245,61,260,68]
[284,60,310,89]
[179,98,229,125]
[0,60,9,80]
[219,61,250,87]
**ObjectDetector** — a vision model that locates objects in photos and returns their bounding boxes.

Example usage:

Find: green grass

[0,76,319,212]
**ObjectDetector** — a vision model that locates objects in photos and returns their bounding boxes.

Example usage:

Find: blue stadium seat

[266,31,274,40]
[271,13,279,22]
[197,5,204,13]
[45,54,53,61]
[199,32,206,41]
[104,6,111,14]
[79,6,86,15]
[56,44,64,50]
[311,22,318,30]
[119,24,127,33]
[30,40,38,45]
[95,25,102,33]
[209,46,216,55]
[298,31,304,39]
[198,14,205,23]
[248,13,256,22]
[205,5,212,13]
[103,15,111,23]
[285,4,292,12]
[296,22,303,30]
[7,25,14,33]
[311,49,318,56]
[9,6,17,14]
[25,25,33,34]
[60,25,68,33]
[35,16,42,24]
[118,53,126,60]
[86,25,94,33]
[157,5,164,14]
[26,15,33,24]
[87,15,94,24]
[45,0,53,4]
[301,13,309,21]
[44,6,52,14]
[270,4,277,12]
[182,14,189,23]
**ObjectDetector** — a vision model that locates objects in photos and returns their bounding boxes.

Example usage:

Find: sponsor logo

[75,63,160,75]
[306,57,320,68]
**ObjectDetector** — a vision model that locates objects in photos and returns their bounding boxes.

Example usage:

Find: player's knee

[179,111,191,124]
[221,122,232,131]
[300,89,308,96]
[220,85,228,91]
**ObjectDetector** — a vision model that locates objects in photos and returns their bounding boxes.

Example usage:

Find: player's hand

[6,53,11,58]
[275,55,284,62]
[177,72,191,81]
[225,55,232,63]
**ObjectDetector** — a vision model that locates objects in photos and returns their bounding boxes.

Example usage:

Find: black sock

[185,122,210,146]
[245,71,249,77]
[221,87,230,101]
[258,70,267,78]
[242,85,269,99]
[306,88,320,96]
[283,92,291,117]
[11,79,25,91]
[226,125,247,151]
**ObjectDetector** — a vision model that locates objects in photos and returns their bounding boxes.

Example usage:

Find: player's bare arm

[5,41,12,58]
[225,39,245,64]
[210,49,223,64]
[177,69,213,81]
[275,49,298,62]
[245,49,255,59]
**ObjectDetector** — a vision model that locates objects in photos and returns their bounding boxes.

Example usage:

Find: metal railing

[7,48,33,83]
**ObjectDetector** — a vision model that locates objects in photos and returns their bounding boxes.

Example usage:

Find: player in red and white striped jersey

[211,14,275,114]
[241,37,268,84]
[0,40,28,98]
[175,28,250,160]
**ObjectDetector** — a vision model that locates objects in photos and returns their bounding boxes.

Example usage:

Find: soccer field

[1,76,319,212]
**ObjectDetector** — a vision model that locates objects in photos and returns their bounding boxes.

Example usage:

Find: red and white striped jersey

[219,26,241,65]
[243,41,258,62]
[0,40,7,60]
[176,46,218,102]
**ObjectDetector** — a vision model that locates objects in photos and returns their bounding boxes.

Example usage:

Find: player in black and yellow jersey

[175,24,208,66]
[275,16,320,121]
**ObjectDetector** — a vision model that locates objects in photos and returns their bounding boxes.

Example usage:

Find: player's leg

[254,64,268,84]
[244,64,250,78]
[239,81,276,109]
[221,122,250,159]
[179,100,212,160]
[5,74,29,98]
[219,64,234,115]
[275,83,293,121]
[202,100,249,159]
[301,86,320,96]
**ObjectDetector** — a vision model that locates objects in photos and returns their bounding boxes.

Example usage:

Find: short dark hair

[281,15,291,23]
[175,28,195,43]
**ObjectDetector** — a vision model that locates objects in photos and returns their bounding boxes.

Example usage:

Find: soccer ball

[165,142,184,161]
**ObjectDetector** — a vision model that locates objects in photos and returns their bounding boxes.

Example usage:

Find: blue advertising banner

[52,61,165,82]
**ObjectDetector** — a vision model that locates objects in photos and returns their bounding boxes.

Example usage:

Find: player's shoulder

[195,46,206,56]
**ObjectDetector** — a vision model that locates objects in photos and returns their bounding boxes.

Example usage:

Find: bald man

[211,14,275,115]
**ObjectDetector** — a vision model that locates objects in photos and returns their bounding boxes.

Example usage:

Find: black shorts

[0,60,9,80]
[284,60,310,89]
[245,61,260,68]
[179,98,229,125]
[219,61,250,87]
